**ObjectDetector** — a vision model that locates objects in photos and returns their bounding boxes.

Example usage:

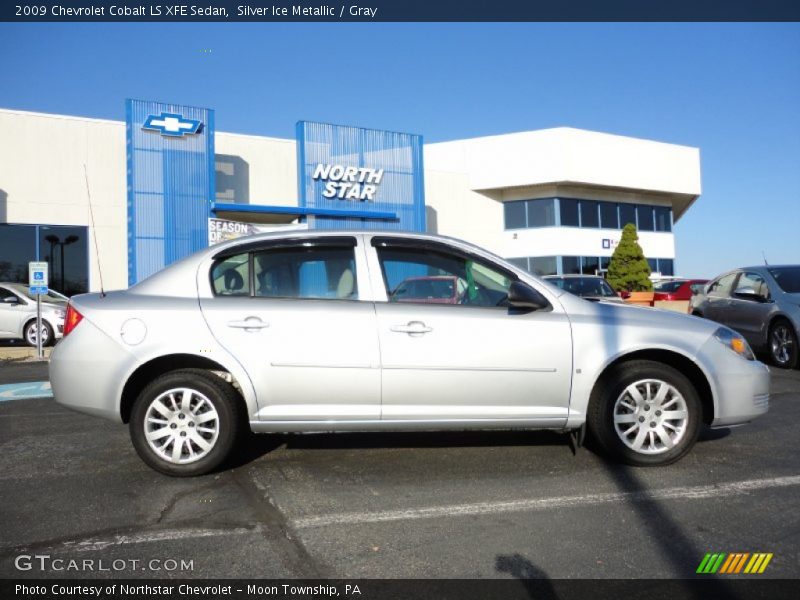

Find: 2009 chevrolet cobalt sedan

[50,231,770,476]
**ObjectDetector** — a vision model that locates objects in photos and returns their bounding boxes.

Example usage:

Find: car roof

[741,265,798,271]
[543,274,605,279]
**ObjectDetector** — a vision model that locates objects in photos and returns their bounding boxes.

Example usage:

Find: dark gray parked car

[690,265,800,368]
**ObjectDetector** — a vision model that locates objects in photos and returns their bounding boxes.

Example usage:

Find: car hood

[557,292,720,338]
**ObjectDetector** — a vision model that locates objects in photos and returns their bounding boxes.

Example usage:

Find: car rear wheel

[130,369,245,476]
[588,360,701,466]
[769,320,798,369]
[24,320,53,347]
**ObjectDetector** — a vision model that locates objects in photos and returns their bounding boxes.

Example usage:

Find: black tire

[587,360,701,467]
[769,320,799,369]
[23,319,54,347]
[130,369,245,477]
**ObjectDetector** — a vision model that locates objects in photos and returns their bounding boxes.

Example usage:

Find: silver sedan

[0,283,66,346]
[50,231,770,476]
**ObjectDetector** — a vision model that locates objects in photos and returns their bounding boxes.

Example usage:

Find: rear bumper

[697,337,771,427]
[50,319,136,423]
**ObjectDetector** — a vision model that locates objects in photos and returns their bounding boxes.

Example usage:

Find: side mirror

[507,281,550,311]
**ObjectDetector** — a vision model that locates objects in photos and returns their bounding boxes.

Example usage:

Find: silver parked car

[0,283,66,346]
[690,265,800,369]
[50,231,770,476]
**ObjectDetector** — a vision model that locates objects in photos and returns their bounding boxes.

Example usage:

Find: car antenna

[762,251,769,266]
[84,164,106,297]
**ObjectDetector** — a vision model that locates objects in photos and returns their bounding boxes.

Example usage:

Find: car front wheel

[130,369,244,476]
[588,360,701,466]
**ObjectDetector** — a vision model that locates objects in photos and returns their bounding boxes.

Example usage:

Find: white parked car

[50,231,770,476]
[0,283,66,346]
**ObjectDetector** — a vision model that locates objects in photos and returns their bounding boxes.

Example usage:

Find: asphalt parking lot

[0,360,798,580]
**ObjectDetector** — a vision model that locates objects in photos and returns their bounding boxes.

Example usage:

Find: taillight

[63,304,83,337]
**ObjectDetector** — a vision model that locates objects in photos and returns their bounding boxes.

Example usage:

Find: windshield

[653,280,687,292]
[768,266,800,293]
[547,277,617,298]
[6,283,67,304]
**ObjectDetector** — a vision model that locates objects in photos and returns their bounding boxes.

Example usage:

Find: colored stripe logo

[697,552,773,574]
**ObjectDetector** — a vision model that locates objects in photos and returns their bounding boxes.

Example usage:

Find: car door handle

[390,321,433,335]
[227,317,270,330]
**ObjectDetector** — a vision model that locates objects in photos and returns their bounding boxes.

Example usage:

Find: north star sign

[312,164,384,201]
[142,112,202,137]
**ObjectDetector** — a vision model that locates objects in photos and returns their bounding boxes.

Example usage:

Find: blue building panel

[126,99,215,285]
[296,121,425,232]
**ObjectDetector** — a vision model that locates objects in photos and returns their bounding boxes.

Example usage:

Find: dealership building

[0,102,701,295]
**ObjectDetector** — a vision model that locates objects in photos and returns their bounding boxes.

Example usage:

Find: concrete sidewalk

[0,345,52,362]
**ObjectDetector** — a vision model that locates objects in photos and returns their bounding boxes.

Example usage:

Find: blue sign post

[28,261,49,359]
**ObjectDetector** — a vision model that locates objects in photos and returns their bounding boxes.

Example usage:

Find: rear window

[654,280,686,293]
[768,266,800,293]
[211,253,250,296]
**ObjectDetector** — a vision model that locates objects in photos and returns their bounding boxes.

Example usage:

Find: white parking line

[292,475,800,529]
[1,526,267,553]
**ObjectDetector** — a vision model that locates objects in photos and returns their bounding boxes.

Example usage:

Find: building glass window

[0,224,36,285]
[559,199,580,227]
[637,205,655,232]
[599,202,619,229]
[38,226,89,297]
[0,224,89,297]
[506,257,529,271]
[658,258,674,276]
[581,256,600,276]
[655,207,672,232]
[530,256,558,276]
[528,198,556,227]
[562,256,581,275]
[619,203,636,229]
[647,258,658,273]
[579,200,599,228]
[600,256,611,271]
[504,201,527,229]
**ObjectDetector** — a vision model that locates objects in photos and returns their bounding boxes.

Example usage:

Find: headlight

[713,327,755,361]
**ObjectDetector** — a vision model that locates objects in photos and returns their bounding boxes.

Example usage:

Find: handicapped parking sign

[28,261,49,295]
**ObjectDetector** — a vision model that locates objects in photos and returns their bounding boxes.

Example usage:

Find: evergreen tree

[607,223,653,292]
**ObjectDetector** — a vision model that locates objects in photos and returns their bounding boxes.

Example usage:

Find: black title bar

[3,1,800,22]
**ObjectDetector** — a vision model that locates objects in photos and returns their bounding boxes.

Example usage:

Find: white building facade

[0,106,700,294]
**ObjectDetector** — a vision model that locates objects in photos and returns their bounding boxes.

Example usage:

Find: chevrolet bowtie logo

[142,112,202,137]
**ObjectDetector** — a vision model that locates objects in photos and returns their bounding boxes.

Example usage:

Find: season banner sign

[4,0,800,21]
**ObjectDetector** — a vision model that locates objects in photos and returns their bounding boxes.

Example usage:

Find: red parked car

[653,279,708,302]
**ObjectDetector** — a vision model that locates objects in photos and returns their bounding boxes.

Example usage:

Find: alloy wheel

[25,323,50,346]
[771,324,795,366]
[143,387,220,464]
[612,379,689,455]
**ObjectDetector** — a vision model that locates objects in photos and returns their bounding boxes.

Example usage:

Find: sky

[1,22,798,277]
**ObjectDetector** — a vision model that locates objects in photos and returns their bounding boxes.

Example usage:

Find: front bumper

[697,336,771,427]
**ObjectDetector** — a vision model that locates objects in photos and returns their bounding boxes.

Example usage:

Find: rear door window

[253,246,358,300]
